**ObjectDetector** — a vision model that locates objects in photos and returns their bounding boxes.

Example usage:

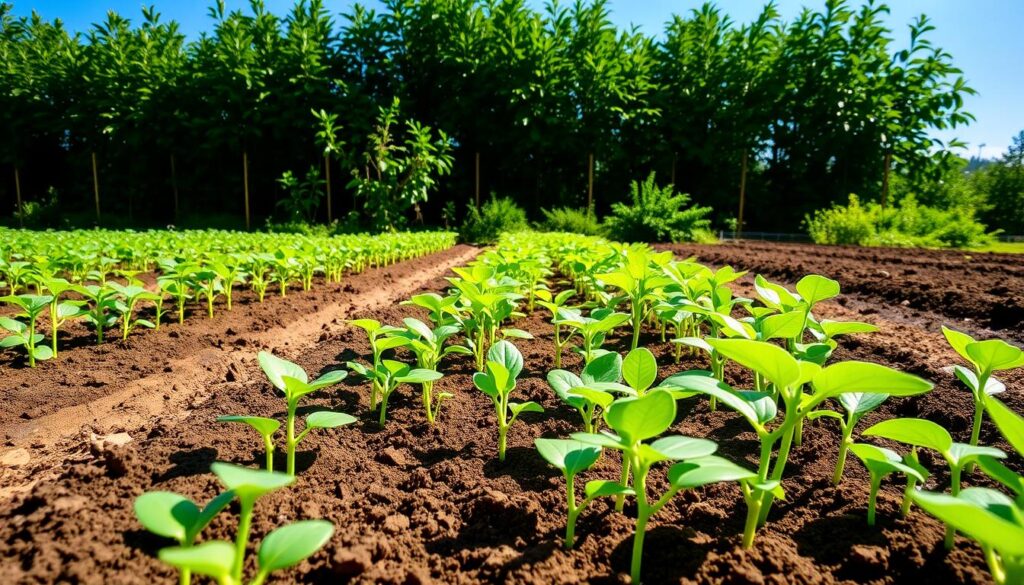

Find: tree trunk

[14,166,23,227]
[324,153,332,222]
[243,149,251,230]
[92,151,101,224]
[737,151,748,237]
[475,151,481,209]
[881,151,892,208]
[170,153,180,222]
[587,153,594,212]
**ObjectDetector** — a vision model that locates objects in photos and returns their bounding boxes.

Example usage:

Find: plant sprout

[472,340,543,462]
[347,319,409,409]
[39,277,82,356]
[398,317,468,423]
[808,392,890,484]
[547,352,630,433]
[848,443,926,525]
[534,438,606,548]
[555,306,630,364]
[109,282,160,340]
[596,248,674,350]
[0,294,52,366]
[217,416,282,471]
[536,289,576,367]
[347,359,443,426]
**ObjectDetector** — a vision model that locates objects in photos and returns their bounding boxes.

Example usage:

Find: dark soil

[0,242,1020,584]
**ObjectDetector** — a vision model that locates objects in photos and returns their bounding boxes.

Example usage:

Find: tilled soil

[0,242,1021,585]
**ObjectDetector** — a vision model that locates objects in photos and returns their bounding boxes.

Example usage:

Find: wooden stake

[670,152,677,187]
[737,151,748,237]
[475,151,481,209]
[587,153,594,211]
[881,151,892,208]
[14,166,23,227]
[170,153,180,221]
[243,150,251,230]
[92,151,101,223]
[324,153,332,222]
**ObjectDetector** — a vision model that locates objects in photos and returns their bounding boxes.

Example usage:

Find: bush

[538,207,605,236]
[460,196,529,244]
[805,194,994,248]
[605,173,713,243]
[14,187,65,229]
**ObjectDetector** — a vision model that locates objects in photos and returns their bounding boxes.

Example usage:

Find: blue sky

[10,0,1023,158]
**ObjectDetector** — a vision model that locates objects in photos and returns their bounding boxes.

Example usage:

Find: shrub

[605,173,712,243]
[539,207,605,236]
[805,194,994,249]
[459,196,528,244]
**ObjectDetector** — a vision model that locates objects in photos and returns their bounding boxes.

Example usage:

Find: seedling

[536,289,576,367]
[347,319,409,409]
[157,261,197,324]
[256,352,353,475]
[809,392,891,485]
[596,248,674,350]
[556,306,630,364]
[192,269,223,318]
[848,443,926,525]
[210,257,247,311]
[534,438,609,547]
[942,326,1024,453]
[547,352,630,433]
[347,359,443,426]
[73,284,120,344]
[217,416,281,470]
[398,317,468,423]
[109,282,160,340]
[39,277,82,356]
[472,340,543,461]
[0,294,52,366]
[864,417,1006,547]
[246,253,274,302]
[448,266,524,371]
[134,489,236,585]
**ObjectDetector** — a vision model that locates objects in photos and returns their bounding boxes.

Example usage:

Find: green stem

[286,401,297,476]
[833,424,852,485]
[615,457,631,512]
[630,301,641,351]
[379,390,391,426]
[50,302,59,357]
[554,325,562,368]
[232,499,254,581]
[741,486,761,549]
[630,468,649,584]
[564,473,578,548]
[867,475,881,526]
[179,568,191,585]
[498,423,508,463]
[759,421,796,526]
[263,434,274,471]
[423,382,435,424]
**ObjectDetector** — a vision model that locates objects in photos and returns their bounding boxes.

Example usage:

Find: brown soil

[1,242,1020,585]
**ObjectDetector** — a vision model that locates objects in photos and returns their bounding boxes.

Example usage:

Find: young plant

[0,294,52,366]
[555,306,630,364]
[347,359,443,426]
[667,339,933,547]
[217,416,281,471]
[848,443,926,525]
[109,282,160,340]
[134,489,236,585]
[398,317,468,423]
[256,352,353,475]
[942,326,1024,451]
[536,289,576,367]
[547,352,629,433]
[39,277,82,357]
[192,269,223,319]
[448,267,524,371]
[809,392,890,485]
[472,340,543,462]
[73,284,119,344]
[347,319,409,409]
[157,261,197,324]
[155,463,333,585]
[210,256,247,311]
[596,248,674,350]
[534,438,607,548]
[864,417,1006,547]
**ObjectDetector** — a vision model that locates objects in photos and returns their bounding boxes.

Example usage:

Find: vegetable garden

[1,230,1022,584]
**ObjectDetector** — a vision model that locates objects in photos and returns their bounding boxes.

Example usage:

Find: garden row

[124,232,1024,584]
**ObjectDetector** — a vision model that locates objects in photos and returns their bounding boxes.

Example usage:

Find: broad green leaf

[191,490,236,542]
[820,320,879,338]
[812,361,932,398]
[134,492,198,543]
[218,415,281,436]
[473,370,500,399]
[535,438,601,475]
[738,391,778,424]
[669,455,756,489]
[977,456,1024,496]
[796,274,840,305]
[581,352,622,384]
[570,431,628,450]
[952,366,1005,396]
[838,392,888,416]
[397,369,444,384]
[661,373,765,430]
[863,418,953,453]
[597,271,635,293]
[754,275,799,310]
[912,490,1024,556]
[707,338,800,389]
[761,310,805,340]
[257,520,335,573]
[966,340,1024,373]
[622,348,657,393]
[649,435,717,460]
[487,340,523,379]
[159,541,236,578]
[501,328,534,340]
[32,345,54,360]
[948,443,1006,467]
[509,401,544,419]
[211,462,294,501]
[305,411,357,429]
[584,479,634,499]
[604,389,676,443]
[987,397,1024,456]
[850,443,926,482]
[547,370,586,408]
[941,326,975,364]
[376,336,410,351]
[674,336,712,353]
[259,352,308,390]
[568,387,616,409]
[348,319,381,333]
[403,318,433,341]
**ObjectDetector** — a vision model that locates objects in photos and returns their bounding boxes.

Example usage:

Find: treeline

[0,0,975,230]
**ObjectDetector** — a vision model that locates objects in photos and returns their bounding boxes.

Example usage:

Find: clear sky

[9,0,1023,158]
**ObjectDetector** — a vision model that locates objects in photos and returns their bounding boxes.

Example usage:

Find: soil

[0,241,1021,585]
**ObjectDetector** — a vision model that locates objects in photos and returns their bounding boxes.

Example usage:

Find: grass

[967,242,1024,254]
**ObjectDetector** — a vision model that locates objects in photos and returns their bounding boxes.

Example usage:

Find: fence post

[324,153,332,222]
[14,166,23,227]
[737,151,748,237]
[243,150,251,230]
[92,151,101,223]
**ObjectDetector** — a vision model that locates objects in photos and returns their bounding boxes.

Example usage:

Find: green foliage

[274,166,324,225]
[472,340,543,462]
[538,207,606,236]
[805,194,993,249]
[459,197,529,244]
[605,174,713,243]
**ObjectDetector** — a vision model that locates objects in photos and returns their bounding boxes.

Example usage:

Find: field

[1,235,1022,585]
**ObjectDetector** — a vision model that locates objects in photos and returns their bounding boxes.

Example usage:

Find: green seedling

[448,266,524,371]
[157,261,197,324]
[73,284,119,344]
[809,392,890,485]
[109,282,161,340]
[547,352,631,433]
[555,306,630,364]
[0,294,53,366]
[668,339,933,547]
[134,489,236,585]
[210,257,247,311]
[257,352,353,475]
[39,277,82,356]
[192,269,223,318]
[347,319,409,409]
[849,443,926,525]
[597,248,674,350]
[246,253,274,302]
[398,317,468,424]
[536,289,576,367]
[271,250,299,297]
[472,340,543,462]
[942,326,1024,454]
[864,417,1006,547]
[535,438,613,548]
[347,359,443,426]
[401,292,460,326]
[218,416,282,471]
